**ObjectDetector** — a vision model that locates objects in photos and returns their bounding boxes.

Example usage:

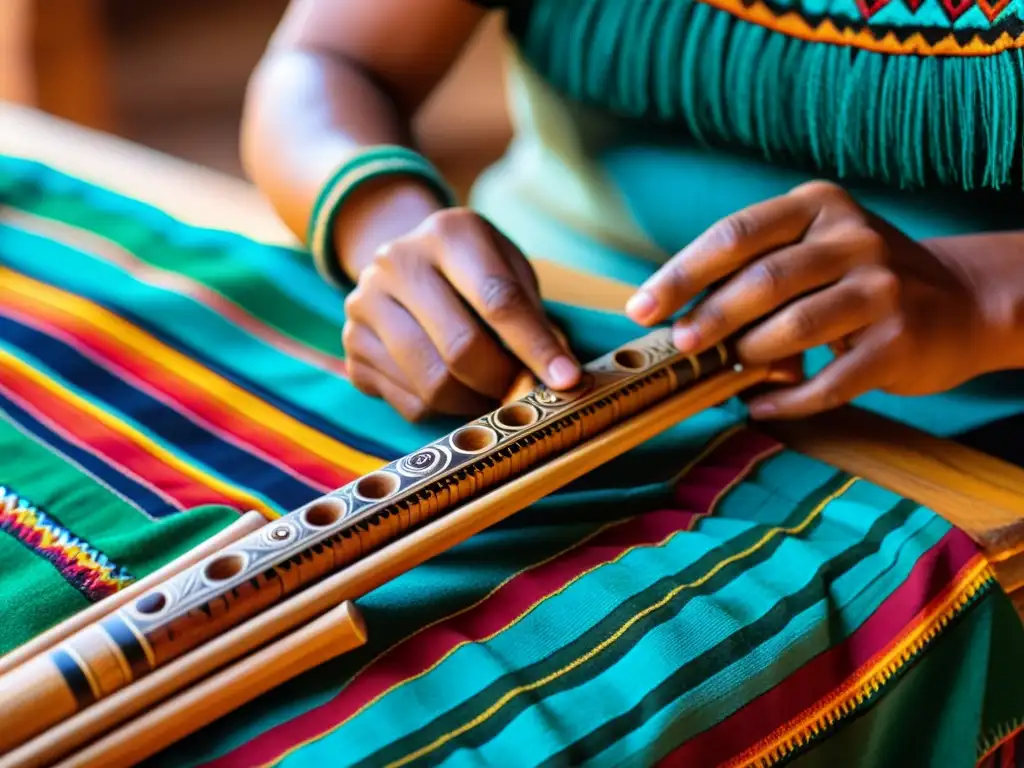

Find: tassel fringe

[514,0,1024,191]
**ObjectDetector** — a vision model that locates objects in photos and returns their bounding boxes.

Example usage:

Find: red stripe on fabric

[1000,735,1017,768]
[206,428,780,768]
[658,527,985,767]
[0,363,235,510]
[672,429,779,515]
[0,301,351,491]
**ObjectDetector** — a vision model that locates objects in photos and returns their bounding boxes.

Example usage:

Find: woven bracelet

[307,145,457,289]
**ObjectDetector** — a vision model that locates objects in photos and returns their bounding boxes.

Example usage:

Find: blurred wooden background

[0,0,512,198]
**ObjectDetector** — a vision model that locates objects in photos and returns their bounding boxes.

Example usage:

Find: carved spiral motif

[261,520,298,546]
[399,446,451,477]
[531,372,595,406]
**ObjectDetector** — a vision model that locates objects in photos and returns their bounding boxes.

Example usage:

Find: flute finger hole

[613,348,648,371]
[204,553,246,583]
[303,498,346,527]
[356,472,400,500]
[451,424,498,454]
[135,591,167,615]
[494,402,539,430]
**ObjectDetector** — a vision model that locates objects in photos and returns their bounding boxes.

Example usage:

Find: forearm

[924,232,1024,371]
[241,0,485,281]
[241,47,443,279]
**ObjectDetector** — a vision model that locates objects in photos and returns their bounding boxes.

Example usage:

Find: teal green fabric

[1,153,1022,768]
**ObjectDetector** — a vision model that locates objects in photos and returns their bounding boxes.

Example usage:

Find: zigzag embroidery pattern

[0,485,135,601]
[709,0,1024,54]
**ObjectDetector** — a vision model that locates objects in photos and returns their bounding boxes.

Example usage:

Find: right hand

[342,208,582,421]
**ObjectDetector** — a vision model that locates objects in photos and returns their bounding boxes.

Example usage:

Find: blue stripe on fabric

[414,492,902,765]
[0,396,173,518]
[0,224,445,456]
[0,312,320,511]
[0,338,282,516]
[155,516,611,768]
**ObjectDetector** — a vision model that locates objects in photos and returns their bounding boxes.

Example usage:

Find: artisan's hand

[342,207,580,421]
[626,181,989,419]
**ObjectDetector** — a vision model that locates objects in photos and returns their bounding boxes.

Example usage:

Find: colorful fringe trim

[734,557,996,767]
[506,0,1024,191]
[0,486,134,601]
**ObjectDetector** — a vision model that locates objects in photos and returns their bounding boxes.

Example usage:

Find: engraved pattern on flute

[33,331,730,698]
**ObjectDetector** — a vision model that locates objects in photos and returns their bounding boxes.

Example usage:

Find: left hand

[625,181,988,419]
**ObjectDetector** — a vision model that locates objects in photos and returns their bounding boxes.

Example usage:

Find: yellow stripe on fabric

[5,209,343,375]
[0,345,275,518]
[386,476,860,768]
[260,426,752,768]
[0,268,384,476]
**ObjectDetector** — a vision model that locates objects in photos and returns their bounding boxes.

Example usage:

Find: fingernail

[547,355,580,390]
[672,325,698,352]
[625,291,657,324]
[749,401,777,419]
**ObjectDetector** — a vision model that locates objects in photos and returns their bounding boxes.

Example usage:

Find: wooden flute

[0,328,764,755]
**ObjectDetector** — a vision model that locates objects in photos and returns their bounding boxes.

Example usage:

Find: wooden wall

[1,1,511,194]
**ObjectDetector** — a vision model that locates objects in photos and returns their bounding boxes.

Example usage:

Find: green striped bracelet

[306,145,457,289]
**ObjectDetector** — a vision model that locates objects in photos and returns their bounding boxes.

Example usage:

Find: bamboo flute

[1,569,369,768]
[0,328,765,756]
[59,601,366,768]
[0,512,268,678]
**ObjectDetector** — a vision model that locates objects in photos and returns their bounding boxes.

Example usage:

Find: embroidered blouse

[464,0,1024,284]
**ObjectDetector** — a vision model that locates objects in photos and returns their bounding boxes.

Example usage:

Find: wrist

[981,283,1024,372]
[306,145,456,289]
[333,177,445,282]
[925,235,1024,374]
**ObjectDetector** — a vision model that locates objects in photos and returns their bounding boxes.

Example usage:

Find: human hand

[625,181,990,419]
[342,208,580,421]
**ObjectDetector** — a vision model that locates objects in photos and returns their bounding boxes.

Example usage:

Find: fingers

[626,193,817,326]
[344,297,494,418]
[342,321,412,386]
[735,266,900,365]
[385,262,520,400]
[347,358,425,422]
[342,207,581,423]
[433,215,581,390]
[671,238,869,353]
[746,320,901,420]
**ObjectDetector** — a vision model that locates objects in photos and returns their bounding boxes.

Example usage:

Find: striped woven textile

[0,154,1022,767]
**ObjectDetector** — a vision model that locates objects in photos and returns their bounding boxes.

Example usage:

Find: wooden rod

[55,601,367,768]
[763,407,1024,554]
[1,559,366,768]
[0,511,267,677]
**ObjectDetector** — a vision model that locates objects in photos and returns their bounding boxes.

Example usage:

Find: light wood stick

[764,407,1024,552]
[764,408,1024,600]
[56,601,367,768]
[0,511,267,677]
[1,558,369,768]
[0,331,740,755]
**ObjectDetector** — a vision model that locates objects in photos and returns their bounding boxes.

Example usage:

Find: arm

[242,0,581,422]
[240,0,485,278]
